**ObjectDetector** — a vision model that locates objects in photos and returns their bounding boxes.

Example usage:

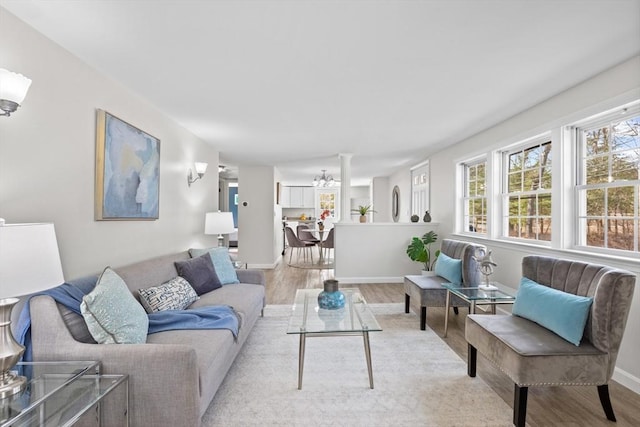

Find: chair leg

[467,344,476,377]
[404,294,410,313]
[420,307,426,330]
[453,306,459,315]
[514,384,528,427]
[597,384,616,422]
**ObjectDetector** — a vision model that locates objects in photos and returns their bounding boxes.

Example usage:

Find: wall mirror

[392,185,400,222]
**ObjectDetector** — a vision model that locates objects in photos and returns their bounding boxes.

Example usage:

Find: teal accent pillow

[80,267,149,344]
[434,252,462,285]
[189,247,239,285]
[512,277,593,346]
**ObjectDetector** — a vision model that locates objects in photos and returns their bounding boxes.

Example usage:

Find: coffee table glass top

[286,288,382,334]
[442,283,515,302]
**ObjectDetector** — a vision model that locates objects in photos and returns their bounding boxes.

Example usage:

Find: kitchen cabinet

[282,186,315,208]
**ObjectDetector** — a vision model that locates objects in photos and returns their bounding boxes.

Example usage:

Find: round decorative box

[317,279,345,310]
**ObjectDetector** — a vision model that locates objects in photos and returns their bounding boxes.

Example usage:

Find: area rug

[202,304,515,426]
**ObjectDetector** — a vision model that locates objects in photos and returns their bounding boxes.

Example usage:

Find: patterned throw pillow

[138,277,199,313]
[80,267,149,344]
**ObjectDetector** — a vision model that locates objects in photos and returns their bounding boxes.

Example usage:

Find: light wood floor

[262,253,640,427]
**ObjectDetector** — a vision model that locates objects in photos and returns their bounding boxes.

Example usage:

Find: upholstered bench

[404,239,486,330]
[466,255,636,427]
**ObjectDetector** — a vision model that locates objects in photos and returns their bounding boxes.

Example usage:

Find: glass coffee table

[442,283,516,337]
[286,288,382,389]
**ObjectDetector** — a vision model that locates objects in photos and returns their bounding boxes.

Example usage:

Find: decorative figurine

[473,248,498,290]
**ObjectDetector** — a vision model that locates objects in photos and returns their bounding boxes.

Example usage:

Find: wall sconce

[187,162,208,186]
[0,69,32,117]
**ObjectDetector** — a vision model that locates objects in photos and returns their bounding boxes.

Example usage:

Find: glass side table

[442,283,516,338]
[1,361,129,427]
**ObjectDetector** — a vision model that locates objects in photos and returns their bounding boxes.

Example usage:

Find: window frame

[574,105,640,256]
[500,135,553,245]
[461,158,488,235]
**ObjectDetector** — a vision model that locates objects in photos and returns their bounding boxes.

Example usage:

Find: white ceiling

[2,0,639,185]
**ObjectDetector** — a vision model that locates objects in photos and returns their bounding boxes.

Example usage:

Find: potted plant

[351,205,376,223]
[406,230,441,273]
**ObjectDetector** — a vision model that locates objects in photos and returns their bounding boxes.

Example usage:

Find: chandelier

[312,169,335,187]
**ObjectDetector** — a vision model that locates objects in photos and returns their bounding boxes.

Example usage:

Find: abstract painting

[95,110,160,220]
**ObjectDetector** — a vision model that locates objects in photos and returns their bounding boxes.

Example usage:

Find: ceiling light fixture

[312,169,335,187]
[0,68,32,117]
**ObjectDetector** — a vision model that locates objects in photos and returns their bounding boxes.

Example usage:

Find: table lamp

[204,212,235,247]
[0,222,64,398]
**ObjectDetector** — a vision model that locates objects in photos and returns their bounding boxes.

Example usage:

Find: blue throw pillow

[512,277,593,346]
[189,247,239,285]
[434,252,462,285]
[80,267,149,344]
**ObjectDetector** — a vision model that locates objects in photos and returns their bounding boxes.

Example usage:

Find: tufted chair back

[439,239,485,286]
[522,255,636,379]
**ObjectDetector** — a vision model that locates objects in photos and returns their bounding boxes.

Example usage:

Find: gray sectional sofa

[27,250,266,427]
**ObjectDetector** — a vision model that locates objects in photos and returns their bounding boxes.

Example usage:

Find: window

[576,109,640,253]
[502,139,552,242]
[463,160,487,233]
[411,162,429,216]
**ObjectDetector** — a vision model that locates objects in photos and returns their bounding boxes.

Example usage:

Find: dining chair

[285,226,315,264]
[321,227,334,260]
[297,224,320,244]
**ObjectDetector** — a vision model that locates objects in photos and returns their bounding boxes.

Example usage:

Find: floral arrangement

[320,209,331,221]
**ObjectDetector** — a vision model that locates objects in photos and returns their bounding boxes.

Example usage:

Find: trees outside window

[577,112,640,252]
[502,140,552,242]
[463,160,487,234]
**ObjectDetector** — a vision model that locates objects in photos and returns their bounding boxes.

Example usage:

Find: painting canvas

[95,110,160,220]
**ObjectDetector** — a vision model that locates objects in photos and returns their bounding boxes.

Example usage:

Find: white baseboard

[613,367,640,395]
[334,276,404,284]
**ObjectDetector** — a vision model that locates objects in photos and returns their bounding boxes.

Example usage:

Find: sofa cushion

[189,247,239,285]
[175,254,221,295]
[138,276,199,313]
[80,267,149,344]
[512,277,593,346]
[434,252,462,285]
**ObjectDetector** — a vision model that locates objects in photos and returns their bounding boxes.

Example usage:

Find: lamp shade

[194,162,208,175]
[204,212,235,235]
[0,223,64,299]
[0,69,32,105]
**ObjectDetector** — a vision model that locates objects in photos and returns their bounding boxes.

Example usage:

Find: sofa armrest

[29,295,201,426]
[236,268,265,286]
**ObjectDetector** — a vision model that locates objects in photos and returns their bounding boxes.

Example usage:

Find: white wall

[428,56,640,392]
[237,165,279,268]
[0,9,219,279]
[334,222,439,282]
[371,176,390,222]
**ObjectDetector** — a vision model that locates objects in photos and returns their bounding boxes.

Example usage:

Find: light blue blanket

[16,277,240,362]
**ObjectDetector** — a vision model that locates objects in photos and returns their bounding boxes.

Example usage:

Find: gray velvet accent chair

[466,255,636,427]
[404,239,486,330]
[285,226,315,263]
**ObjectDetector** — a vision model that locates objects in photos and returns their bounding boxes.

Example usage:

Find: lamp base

[0,298,26,399]
[0,371,26,399]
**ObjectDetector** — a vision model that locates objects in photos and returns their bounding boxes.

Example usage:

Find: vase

[359,215,366,223]
[317,279,345,310]
[410,214,419,222]
[423,211,431,222]
[318,223,324,231]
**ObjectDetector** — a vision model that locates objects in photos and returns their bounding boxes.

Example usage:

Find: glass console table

[442,283,516,337]
[1,361,128,427]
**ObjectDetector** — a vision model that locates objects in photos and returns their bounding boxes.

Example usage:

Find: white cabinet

[282,186,315,208]
[303,187,315,208]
